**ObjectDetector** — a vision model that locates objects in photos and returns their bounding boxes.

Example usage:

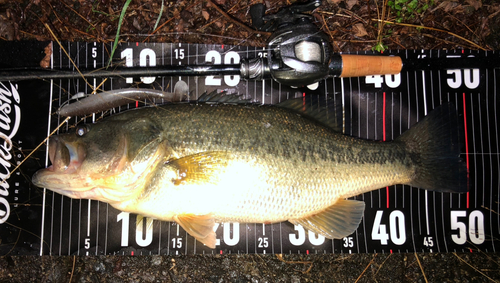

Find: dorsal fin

[277,95,344,132]
[197,90,252,104]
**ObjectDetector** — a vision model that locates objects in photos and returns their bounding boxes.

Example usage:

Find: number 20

[205,50,240,86]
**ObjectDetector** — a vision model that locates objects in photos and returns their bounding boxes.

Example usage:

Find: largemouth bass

[32,97,468,248]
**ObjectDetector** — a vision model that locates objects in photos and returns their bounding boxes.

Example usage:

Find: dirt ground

[0,0,499,282]
[0,253,499,282]
[1,0,499,50]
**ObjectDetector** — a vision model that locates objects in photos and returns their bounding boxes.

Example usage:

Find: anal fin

[174,214,216,248]
[289,199,365,239]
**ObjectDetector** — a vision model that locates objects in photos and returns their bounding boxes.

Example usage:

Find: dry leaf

[432,1,460,13]
[465,0,482,10]
[353,23,367,37]
[346,0,358,9]
[202,10,210,21]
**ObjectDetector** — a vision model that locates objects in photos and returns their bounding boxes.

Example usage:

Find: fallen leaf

[432,1,460,13]
[465,0,482,10]
[346,0,358,9]
[202,10,210,21]
[353,23,367,37]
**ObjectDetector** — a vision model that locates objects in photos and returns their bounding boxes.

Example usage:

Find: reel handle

[331,55,403,78]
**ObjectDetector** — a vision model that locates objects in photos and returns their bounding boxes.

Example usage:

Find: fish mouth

[47,136,82,173]
[32,136,86,189]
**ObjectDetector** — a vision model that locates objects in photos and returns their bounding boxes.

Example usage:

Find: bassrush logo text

[0,82,20,224]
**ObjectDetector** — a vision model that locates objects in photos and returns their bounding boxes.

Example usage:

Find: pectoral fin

[174,214,216,248]
[289,199,365,239]
[166,151,230,186]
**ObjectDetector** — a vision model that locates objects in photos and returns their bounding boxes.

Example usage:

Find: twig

[3,223,22,256]
[371,18,486,50]
[317,10,487,50]
[319,13,341,52]
[481,205,500,216]
[62,1,96,30]
[276,254,313,274]
[2,221,50,251]
[206,0,271,37]
[354,254,378,283]
[414,253,429,283]
[69,256,76,282]
[453,252,497,282]
[44,24,94,89]
[375,253,392,276]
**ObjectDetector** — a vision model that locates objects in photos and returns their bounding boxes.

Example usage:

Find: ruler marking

[254,223,257,253]
[436,50,446,253]
[40,45,55,254]
[68,199,72,255]
[34,43,499,255]
[493,67,500,235]
[246,223,249,254]
[383,91,389,209]
[476,92,485,207]
[466,94,473,209]
[428,50,439,253]
[87,200,91,239]
[279,223,283,254]
[59,64,66,256]
[103,204,108,254]
[420,54,430,236]
[485,68,495,252]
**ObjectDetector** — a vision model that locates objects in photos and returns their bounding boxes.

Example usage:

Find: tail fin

[396,103,468,193]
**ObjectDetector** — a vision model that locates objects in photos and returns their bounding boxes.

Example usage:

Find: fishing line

[0,116,71,185]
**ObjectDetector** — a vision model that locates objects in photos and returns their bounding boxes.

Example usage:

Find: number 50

[450,210,485,245]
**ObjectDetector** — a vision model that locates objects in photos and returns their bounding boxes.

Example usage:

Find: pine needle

[414,253,429,283]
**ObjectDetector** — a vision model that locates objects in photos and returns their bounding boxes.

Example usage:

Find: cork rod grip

[339,55,402,77]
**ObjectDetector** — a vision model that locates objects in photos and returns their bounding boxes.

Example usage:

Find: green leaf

[107,0,133,67]
[153,0,165,31]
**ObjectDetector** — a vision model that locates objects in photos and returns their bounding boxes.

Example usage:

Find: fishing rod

[0,0,402,87]
[0,0,497,86]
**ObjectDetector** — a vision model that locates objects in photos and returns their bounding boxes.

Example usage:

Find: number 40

[371,210,406,245]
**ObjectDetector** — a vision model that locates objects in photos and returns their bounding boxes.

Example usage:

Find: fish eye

[76,124,90,137]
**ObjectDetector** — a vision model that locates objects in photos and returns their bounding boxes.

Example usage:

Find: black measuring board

[0,41,498,255]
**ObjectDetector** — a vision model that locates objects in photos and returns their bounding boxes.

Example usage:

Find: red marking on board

[383,92,389,208]
[220,250,223,255]
[136,101,139,108]
[136,42,139,47]
[383,92,387,141]
[462,93,470,209]
[302,92,306,111]
[390,249,393,254]
[131,251,134,256]
[306,250,309,255]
